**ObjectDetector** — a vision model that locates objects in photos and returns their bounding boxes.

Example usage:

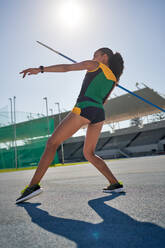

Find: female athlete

[16,47,124,203]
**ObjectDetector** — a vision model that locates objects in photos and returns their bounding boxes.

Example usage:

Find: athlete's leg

[29,112,90,186]
[83,121,118,184]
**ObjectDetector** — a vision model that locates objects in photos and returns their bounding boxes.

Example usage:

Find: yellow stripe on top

[99,63,117,82]
[88,63,117,82]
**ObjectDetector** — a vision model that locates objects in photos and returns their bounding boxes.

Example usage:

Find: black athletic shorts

[72,101,105,124]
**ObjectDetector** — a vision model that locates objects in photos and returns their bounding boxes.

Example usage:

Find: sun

[57,0,84,29]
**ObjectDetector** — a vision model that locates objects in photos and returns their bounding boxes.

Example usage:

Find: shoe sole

[103,188,124,193]
[16,188,43,204]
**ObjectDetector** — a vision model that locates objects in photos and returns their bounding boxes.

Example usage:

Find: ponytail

[98,48,124,81]
[109,52,124,81]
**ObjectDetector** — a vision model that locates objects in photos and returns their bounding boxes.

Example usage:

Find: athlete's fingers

[20,69,32,78]
[23,70,30,78]
[20,69,29,76]
[20,68,32,73]
[20,68,39,78]
[19,70,26,75]
[23,72,28,78]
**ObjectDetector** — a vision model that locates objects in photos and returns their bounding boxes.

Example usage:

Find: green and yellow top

[77,62,117,105]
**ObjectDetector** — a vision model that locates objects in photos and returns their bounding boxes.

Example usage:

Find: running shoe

[16,184,43,204]
[103,181,124,193]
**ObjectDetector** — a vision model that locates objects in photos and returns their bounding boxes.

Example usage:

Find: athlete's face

[93,50,108,65]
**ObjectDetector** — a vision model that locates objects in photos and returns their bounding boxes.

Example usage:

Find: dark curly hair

[98,48,124,81]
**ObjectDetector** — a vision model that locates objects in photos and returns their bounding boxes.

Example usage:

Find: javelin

[36,41,165,113]
[36,41,76,63]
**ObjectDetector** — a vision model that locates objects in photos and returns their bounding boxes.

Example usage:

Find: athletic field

[0,155,165,248]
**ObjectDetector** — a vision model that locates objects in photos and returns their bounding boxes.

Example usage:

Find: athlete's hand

[19,68,40,78]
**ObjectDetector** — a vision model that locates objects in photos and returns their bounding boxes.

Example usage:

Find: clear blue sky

[1,0,165,116]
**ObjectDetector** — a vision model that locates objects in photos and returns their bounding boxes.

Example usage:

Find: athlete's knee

[83,148,95,161]
[46,137,60,150]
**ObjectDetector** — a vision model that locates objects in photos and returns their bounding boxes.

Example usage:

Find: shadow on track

[17,193,165,248]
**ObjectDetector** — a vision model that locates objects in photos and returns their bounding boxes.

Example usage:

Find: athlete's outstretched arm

[20,60,98,78]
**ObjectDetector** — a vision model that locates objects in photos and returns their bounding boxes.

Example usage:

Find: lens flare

[58,0,84,29]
